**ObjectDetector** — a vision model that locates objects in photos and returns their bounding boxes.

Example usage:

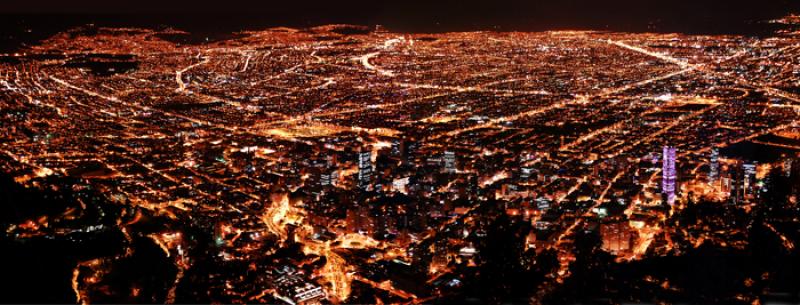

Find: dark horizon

[1,0,799,35]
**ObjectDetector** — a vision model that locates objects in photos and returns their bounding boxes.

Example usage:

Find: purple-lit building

[662,146,677,205]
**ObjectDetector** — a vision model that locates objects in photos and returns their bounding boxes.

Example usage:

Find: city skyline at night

[1,2,800,305]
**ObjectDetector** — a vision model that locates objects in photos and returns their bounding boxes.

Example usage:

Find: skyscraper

[406,141,419,166]
[709,148,719,186]
[662,146,677,205]
[743,162,757,199]
[321,172,332,187]
[391,139,405,158]
[358,150,373,190]
[730,164,743,205]
[444,151,456,173]
[784,159,793,177]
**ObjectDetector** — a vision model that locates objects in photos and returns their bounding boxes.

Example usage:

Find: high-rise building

[709,148,719,186]
[730,165,743,205]
[743,162,757,198]
[391,139,405,157]
[662,146,677,205]
[406,142,419,165]
[444,150,456,173]
[784,159,793,177]
[321,172,332,187]
[358,151,373,190]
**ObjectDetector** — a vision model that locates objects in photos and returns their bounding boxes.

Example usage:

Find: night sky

[0,0,798,34]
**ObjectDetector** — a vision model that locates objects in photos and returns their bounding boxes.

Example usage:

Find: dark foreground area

[1,169,799,304]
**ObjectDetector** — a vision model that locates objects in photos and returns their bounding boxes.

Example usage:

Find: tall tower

[321,172,332,187]
[391,139,405,157]
[709,148,719,186]
[730,162,743,205]
[662,146,677,205]
[358,150,373,190]
[784,159,793,177]
[444,151,456,173]
[743,162,757,199]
